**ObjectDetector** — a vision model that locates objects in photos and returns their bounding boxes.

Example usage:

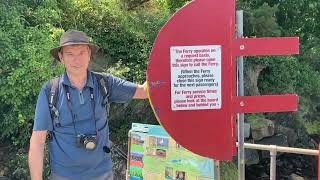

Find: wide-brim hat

[50,30,99,61]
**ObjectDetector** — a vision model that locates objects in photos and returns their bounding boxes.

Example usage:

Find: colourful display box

[128,123,215,180]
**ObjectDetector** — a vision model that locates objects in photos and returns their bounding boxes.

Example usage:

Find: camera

[76,134,97,151]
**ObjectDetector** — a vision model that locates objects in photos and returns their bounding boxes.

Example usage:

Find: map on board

[128,123,215,180]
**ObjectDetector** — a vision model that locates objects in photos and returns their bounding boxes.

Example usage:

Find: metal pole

[270,145,277,180]
[236,10,245,180]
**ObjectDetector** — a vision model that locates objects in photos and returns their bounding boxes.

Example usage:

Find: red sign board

[147,0,299,160]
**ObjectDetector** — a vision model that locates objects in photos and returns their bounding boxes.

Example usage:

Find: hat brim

[50,42,99,61]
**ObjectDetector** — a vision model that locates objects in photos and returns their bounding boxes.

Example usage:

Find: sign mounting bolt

[240,101,245,107]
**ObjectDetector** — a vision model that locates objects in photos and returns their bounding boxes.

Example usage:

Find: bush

[0,1,64,146]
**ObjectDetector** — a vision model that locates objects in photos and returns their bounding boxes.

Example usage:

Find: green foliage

[8,150,29,180]
[295,96,320,133]
[305,121,320,135]
[56,0,155,81]
[221,161,238,180]
[291,117,304,130]
[118,0,151,10]
[8,147,50,180]
[239,0,320,110]
[258,56,320,96]
[239,0,320,140]
[165,0,190,13]
[124,4,170,43]
[241,2,281,37]
[246,113,265,129]
[0,1,63,146]
[0,0,165,151]
[106,60,131,79]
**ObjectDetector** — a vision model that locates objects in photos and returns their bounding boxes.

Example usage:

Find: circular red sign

[147,0,236,160]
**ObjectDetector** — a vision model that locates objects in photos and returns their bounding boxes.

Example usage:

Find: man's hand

[133,81,148,99]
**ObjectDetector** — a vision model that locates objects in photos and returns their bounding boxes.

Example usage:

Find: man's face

[58,44,91,75]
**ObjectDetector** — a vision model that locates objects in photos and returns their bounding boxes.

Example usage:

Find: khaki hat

[50,30,99,61]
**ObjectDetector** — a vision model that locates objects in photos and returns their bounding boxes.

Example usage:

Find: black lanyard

[63,85,97,135]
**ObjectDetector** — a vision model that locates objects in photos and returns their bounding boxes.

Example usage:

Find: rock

[275,125,297,146]
[0,166,9,177]
[256,134,288,159]
[3,167,8,175]
[289,173,305,180]
[235,122,251,139]
[245,148,259,165]
[244,123,251,139]
[315,104,320,112]
[0,176,11,180]
[257,134,289,147]
[249,118,275,141]
[245,164,269,180]
[296,128,317,148]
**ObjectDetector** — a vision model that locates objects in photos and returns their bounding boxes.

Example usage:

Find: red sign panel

[147,0,299,160]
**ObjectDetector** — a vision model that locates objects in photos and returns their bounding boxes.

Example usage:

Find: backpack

[46,72,110,129]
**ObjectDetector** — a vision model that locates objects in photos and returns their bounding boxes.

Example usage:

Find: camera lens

[85,141,96,150]
[83,135,97,150]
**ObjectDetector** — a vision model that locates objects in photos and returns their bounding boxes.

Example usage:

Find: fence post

[270,145,277,180]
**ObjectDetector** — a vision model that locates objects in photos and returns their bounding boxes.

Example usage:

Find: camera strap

[63,85,97,136]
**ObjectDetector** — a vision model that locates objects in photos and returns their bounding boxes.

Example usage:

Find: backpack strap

[93,72,111,132]
[46,76,61,128]
[92,72,110,109]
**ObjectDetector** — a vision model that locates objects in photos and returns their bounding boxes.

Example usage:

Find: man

[28,30,148,180]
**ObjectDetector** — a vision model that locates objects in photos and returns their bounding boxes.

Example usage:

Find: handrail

[236,142,319,156]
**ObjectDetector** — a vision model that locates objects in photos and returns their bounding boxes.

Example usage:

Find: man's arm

[28,130,47,180]
[133,81,148,99]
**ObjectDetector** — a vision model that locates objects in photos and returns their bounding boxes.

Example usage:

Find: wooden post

[214,160,221,180]
[126,131,132,180]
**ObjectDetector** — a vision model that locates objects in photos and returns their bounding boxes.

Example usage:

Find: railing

[215,143,319,180]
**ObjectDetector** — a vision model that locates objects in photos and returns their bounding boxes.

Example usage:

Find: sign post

[236,10,245,180]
